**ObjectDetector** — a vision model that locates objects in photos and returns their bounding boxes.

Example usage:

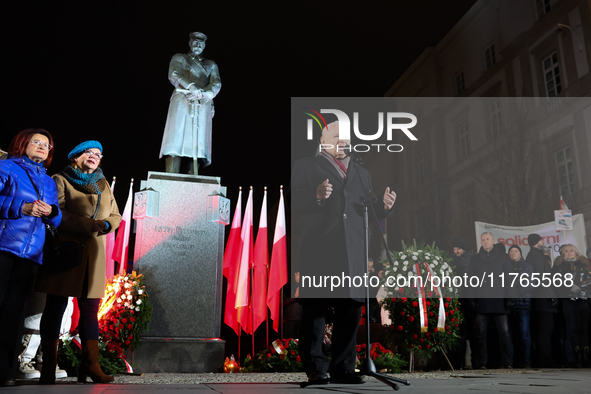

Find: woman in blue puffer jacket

[0,128,61,387]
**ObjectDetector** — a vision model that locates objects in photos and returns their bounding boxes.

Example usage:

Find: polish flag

[113,180,134,276]
[560,195,569,210]
[223,189,242,335]
[267,187,288,333]
[251,188,268,332]
[105,177,116,280]
[235,187,253,334]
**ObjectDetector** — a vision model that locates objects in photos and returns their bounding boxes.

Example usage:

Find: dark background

[2,1,476,214]
[2,1,477,351]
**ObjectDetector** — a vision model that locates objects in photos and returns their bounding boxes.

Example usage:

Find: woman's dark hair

[8,128,54,166]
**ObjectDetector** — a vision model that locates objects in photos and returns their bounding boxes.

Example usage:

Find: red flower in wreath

[408,316,415,322]
[296,356,301,362]
[400,311,405,316]
[397,325,403,331]
[412,301,418,307]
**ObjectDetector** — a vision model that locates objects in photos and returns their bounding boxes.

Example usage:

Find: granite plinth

[132,337,225,373]
[133,172,226,372]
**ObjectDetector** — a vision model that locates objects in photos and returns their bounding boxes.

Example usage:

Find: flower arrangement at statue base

[98,271,153,357]
[379,240,463,360]
[57,333,126,376]
[355,342,407,373]
[242,338,303,372]
[57,271,153,374]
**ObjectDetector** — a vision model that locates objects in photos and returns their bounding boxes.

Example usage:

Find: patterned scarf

[61,164,106,195]
[319,151,349,180]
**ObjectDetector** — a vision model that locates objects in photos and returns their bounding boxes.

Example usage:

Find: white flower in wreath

[117,299,122,304]
[394,261,399,266]
[430,264,435,269]
[413,252,418,256]
[127,295,133,300]
[135,307,140,311]
[403,261,409,265]
[124,302,130,308]
[418,250,423,253]
[393,267,398,272]
[401,255,407,260]
[384,270,390,277]
[136,299,142,305]
[402,266,407,272]
[138,289,143,295]
[124,283,131,288]
[120,294,126,300]
[432,260,438,265]
[412,256,418,260]
[425,253,431,257]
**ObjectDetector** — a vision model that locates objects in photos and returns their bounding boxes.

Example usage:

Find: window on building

[488,98,502,140]
[543,52,562,97]
[417,151,426,184]
[454,71,465,95]
[494,183,509,217]
[536,0,551,19]
[556,147,576,196]
[484,44,496,70]
[456,123,470,159]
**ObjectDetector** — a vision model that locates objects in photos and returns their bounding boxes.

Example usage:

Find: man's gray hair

[481,231,494,237]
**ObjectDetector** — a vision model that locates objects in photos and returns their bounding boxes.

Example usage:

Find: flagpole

[279,187,283,340]
[251,259,255,358]
[264,186,269,349]
[280,287,283,339]
[266,262,270,349]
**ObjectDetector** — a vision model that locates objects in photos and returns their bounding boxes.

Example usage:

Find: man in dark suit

[291,121,396,384]
[526,233,559,367]
[467,232,515,369]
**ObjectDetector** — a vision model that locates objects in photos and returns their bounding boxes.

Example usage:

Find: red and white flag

[267,187,288,333]
[235,187,253,334]
[105,176,116,280]
[560,195,569,210]
[113,180,133,276]
[223,189,242,335]
[251,188,268,333]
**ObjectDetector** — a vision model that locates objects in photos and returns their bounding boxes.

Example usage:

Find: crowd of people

[452,233,591,369]
[0,129,121,387]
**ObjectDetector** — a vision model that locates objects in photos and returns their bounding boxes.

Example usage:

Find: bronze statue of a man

[159,32,222,174]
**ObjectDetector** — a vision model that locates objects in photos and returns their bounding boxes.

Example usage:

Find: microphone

[342,146,363,164]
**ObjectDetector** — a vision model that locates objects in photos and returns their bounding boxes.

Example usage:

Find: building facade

[381,0,591,253]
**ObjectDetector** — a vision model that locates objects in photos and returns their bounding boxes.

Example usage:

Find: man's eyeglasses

[29,140,53,151]
[84,150,103,159]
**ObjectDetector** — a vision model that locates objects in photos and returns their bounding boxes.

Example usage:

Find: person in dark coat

[291,121,396,384]
[553,244,591,367]
[507,245,533,368]
[451,236,475,369]
[525,233,559,368]
[467,232,515,369]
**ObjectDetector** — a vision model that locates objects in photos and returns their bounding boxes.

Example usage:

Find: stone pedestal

[132,172,226,373]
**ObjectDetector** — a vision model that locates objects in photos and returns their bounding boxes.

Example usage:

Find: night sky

[3,1,476,222]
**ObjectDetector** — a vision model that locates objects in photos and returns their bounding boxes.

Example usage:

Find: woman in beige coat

[36,140,121,384]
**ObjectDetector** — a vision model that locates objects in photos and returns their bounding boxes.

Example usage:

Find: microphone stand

[350,151,410,391]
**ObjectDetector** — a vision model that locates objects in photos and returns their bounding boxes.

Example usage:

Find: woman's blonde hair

[561,244,581,257]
